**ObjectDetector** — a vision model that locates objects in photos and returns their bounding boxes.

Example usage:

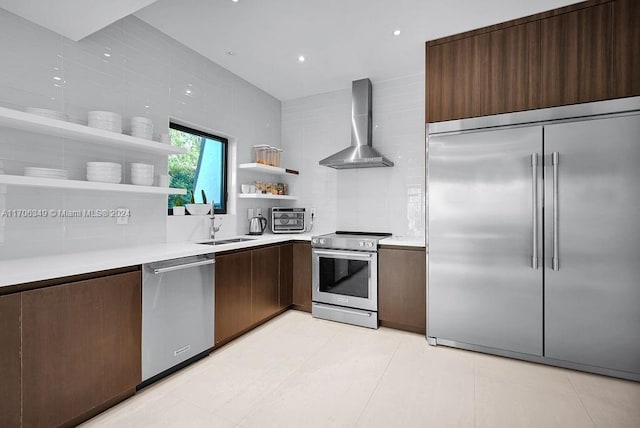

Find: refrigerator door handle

[531,153,538,269]
[552,152,560,271]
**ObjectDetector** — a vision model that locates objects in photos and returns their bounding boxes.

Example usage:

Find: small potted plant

[186,189,211,216]
[173,195,185,215]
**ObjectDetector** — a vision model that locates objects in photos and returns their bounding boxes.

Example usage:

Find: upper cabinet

[426,21,539,122]
[613,0,640,98]
[539,2,612,108]
[426,0,639,123]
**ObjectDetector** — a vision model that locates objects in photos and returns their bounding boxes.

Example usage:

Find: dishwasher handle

[152,258,215,274]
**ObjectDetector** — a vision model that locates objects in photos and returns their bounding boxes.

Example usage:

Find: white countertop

[0,232,426,289]
[0,233,312,288]
[379,236,427,248]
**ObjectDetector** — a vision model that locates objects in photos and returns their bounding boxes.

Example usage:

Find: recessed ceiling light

[298,55,306,63]
[103,53,111,57]
[393,29,401,36]
[53,76,62,81]
[232,0,238,2]
[226,50,236,56]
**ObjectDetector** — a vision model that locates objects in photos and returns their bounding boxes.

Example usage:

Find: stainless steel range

[311,231,391,329]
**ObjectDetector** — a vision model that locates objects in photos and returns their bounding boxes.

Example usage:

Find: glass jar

[253,145,270,164]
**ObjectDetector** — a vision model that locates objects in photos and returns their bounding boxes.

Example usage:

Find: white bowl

[88,110,121,120]
[87,175,121,184]
[185,203,211,216]
[131,177,154,186]
[87,162,121,168]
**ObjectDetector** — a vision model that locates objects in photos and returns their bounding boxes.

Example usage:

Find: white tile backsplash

[281,74,425,238]
[0,10,281,259]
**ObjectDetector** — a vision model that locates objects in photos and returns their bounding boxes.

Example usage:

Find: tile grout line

[567,374,597,428]
[353,336,404,427]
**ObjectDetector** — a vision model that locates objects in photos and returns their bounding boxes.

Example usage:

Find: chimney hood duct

[319,78,394,169]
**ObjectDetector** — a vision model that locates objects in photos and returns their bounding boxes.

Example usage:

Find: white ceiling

[0,0,158,41]
[136,0,578,100]
[2,0,579,100]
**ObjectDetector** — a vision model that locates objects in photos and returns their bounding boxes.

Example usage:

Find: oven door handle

[313,249,373,259]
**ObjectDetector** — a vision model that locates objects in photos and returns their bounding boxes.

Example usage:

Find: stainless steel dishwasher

[142,253,214,383]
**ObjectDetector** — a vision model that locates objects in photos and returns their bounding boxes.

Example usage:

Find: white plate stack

[88,111,122,133]
[131,163,154,186]
[24,167,68,180]
[25,107,69,122]
[130,117,154,140]
[86,162,122,184]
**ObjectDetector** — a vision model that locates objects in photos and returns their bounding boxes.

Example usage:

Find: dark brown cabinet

[292,242,312,312]
[279,244,293,309]
[539,2,612,108]
[425,0,639,123]
[21,271,141,428]
[378,247,427,334]
[251,246,281,323]
[214,250,252,345]
[426,21,539,122]
[613,0,640,98]
[0,293,21,428]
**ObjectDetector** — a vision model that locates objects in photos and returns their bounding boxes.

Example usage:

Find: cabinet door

[540,3,612,108]
[279,244,293,309]
[215,251,252,345]
[22,271,141,428]
[292,242,312,311]
[101,272,142,400]
[251,246,280,323]
[0,293,21,428]
[613,0,640,98]
[378,248,427,334]
[426,21,539,122]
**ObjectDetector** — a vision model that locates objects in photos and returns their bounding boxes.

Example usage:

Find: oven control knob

[359,241,364,247]
[312,238,318,244]
[366,242,374,248]
[320,239,326,244]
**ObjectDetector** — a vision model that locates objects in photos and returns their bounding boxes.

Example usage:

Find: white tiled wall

[0,10,281,259]
[281,74,426,238]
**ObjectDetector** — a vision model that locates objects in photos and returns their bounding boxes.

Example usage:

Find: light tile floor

[83,310,640,428]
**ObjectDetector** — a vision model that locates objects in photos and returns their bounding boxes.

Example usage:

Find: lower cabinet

[21,270,141,428]
[292,242,312,311]
[215,250,253,345]
[279,244,293,309]
[215,243,299,345]
[0,293,21,428]
[378,247,427,334]
[251,246,281,323]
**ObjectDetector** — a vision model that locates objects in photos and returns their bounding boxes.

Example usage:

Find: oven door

[312,248,377,311]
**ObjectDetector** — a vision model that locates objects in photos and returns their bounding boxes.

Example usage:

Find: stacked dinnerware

[86,162,122,184]
[130,117,154,140]
[25,107,69,122]
[131,163,154,186]
[88,111,122,133]
[24,167,68,180]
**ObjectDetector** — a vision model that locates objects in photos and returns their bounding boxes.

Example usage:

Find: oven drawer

[312,302,378,329]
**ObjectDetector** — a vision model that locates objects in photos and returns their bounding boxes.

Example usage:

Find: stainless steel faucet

[209,201,222,240]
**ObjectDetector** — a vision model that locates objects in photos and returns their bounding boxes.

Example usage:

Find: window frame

[169,122,228,215]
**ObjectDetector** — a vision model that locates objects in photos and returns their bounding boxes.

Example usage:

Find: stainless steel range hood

[319,78,394,169]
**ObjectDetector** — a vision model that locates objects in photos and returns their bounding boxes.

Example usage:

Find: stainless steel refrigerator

[427,97,640,381]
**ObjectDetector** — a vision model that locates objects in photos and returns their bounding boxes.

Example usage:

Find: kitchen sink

[198,238,256,245]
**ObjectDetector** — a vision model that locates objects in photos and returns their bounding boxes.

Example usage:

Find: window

[168,122,228,214]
